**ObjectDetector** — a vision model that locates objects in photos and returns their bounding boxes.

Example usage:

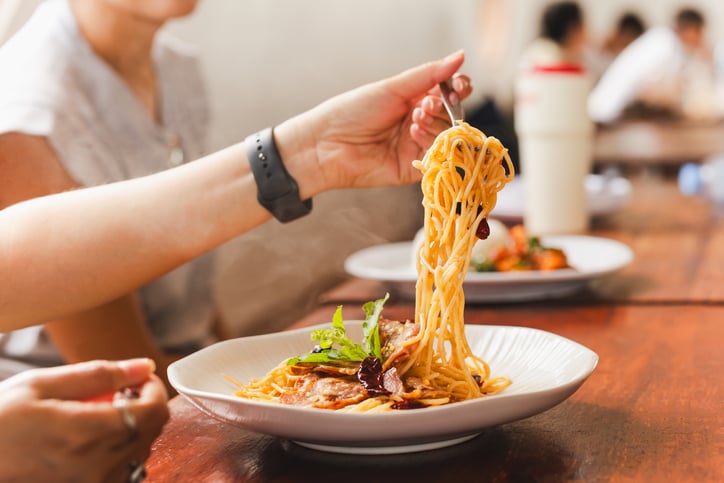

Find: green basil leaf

[361,293,389,360]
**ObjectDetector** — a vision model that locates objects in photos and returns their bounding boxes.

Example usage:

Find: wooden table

[145,178,723,482]
[594,119,724,169]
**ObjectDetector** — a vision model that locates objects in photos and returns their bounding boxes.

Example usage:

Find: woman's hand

[276,50,472,196]
[0,359,169,483]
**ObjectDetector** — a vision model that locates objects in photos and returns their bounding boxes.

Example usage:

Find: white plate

[344,236,633,302]
[169,322,598,454]
[492,174,632,221]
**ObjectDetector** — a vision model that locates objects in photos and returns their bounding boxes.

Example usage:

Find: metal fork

[438,79,464,126]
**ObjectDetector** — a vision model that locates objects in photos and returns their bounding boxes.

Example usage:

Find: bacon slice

[382,367,404,395]
[379,318,420,368]
[279,373,365,409]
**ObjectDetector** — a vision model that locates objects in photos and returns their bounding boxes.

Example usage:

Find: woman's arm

[0,133,178,391]
[0,140,264,331]
[0,51,469,331]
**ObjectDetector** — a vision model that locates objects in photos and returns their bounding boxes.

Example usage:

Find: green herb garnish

[361,293,389,360]
[287,293,389,365]
[471,260,498,272]
[528,236,542,251]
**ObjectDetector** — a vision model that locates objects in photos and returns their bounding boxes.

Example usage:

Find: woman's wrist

[273,114,329,199]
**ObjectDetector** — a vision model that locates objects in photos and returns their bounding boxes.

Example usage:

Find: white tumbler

[514,65,593,235]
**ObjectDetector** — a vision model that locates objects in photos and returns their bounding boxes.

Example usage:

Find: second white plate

[344,235,633,302]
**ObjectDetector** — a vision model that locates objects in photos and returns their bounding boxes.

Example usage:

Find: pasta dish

[229,122,514,411]
[470,223,570,272]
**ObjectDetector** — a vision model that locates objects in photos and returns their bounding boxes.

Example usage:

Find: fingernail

[119,358,155,376]
[423,96,436,111]
[452,77,465,92]
[443,49,464,65]
[412,107,424,123]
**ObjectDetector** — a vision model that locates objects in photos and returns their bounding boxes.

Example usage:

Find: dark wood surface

[145,178,723,482]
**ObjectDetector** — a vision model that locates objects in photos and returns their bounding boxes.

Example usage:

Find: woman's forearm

[0,109,326,331]
[0,142,272,329]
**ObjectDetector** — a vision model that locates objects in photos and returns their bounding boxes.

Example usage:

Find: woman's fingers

[410,124,441,153]
[451,73,473,102]
[385,50,465,102]
[51,375,167,446]
[27,359,156,401]
[409,72,474,154]
[0,363,168,483]
[411,96,456,139]
[134,374,170,431]
[424,75,472,120]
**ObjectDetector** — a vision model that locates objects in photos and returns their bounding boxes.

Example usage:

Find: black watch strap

[245,127,312,223]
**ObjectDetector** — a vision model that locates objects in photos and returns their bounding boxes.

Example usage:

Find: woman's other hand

[275,50,472,196]
[0,358,169,482]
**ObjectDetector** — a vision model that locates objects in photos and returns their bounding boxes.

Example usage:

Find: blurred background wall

[1,0,722,335]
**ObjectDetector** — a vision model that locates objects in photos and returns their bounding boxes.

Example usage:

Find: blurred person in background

[600,12,646,65]
[519,1,587,69]
[589,7,719,123]
[0,48,473,481]
[0,0,216,392]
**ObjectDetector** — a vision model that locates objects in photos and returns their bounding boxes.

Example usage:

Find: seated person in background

[589,7,718,123]
[0,50,472,481]
[0,0,216,391]
[601,12,646,64]
[519,1,587,69]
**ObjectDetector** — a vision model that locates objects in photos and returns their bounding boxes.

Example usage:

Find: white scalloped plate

[344,235,633,302]
[169,322,598,454]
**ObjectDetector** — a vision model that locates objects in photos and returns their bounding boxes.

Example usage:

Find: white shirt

[588,27,706,123]
[0,0,216,377]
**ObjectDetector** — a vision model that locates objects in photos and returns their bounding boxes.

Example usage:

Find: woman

[0,0,215,389]
[0,49,472,481]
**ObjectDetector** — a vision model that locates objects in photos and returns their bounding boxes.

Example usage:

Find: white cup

[514,65,593,235]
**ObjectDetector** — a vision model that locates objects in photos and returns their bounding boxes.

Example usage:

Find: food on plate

[413,218,511,270]
[469,218,511,267]
[230,121,514,411]
[470,224,570,272]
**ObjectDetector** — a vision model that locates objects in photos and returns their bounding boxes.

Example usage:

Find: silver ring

[112,393,138,437]
[128,461,147,483]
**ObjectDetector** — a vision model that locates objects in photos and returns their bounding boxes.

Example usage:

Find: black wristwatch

[245,127,313,223]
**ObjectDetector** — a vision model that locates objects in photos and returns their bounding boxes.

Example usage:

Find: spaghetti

[230,121,514,411]
[406,121,514,400]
